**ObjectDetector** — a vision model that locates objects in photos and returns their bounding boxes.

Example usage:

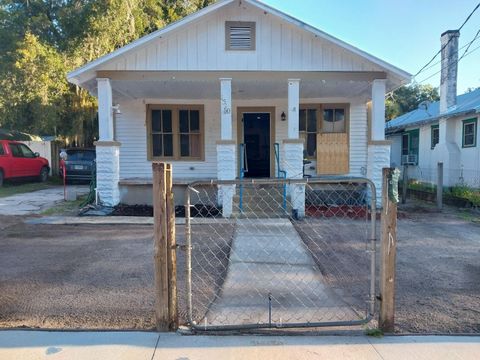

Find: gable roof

[68,0,411,85]
[386,88,480,133]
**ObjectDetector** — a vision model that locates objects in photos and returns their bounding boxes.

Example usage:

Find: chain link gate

[184,178,377,331]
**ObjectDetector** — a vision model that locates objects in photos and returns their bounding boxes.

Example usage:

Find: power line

[386,25,480,98]
[416,43,480,84]
[413,2,480,78]
[459,28,480,61]
[420,34,480,73]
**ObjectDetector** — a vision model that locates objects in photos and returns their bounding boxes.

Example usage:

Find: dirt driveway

[0,206,479,333]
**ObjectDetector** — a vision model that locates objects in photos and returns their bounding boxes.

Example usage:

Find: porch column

[368,79,390,206]
[284,79,305,218]
[95,78,120,207]
[217,78,235,217]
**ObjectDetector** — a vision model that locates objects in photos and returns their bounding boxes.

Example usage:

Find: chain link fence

[183,178,377,331]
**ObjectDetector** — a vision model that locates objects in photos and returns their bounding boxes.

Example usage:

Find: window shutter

[226,22,256,50]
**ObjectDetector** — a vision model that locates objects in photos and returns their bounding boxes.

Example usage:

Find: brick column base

[94,141,121,207]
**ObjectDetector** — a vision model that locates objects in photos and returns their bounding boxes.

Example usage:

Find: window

[299,108,318,158]
[462,118,477,148]
[0,144,4,156]
[225,21,256,51]
[299,104,348,159]
[9,144,23,157]
[431,125,439,149]
[66,150,95,161]
[401,129,419,164]
[19,144,35,158]
[322,107,346,133]
[401,133,409,157]
[147,105,204,160]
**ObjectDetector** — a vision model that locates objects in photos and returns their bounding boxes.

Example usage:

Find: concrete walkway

[0,186,88,215]
[203,219,358,327]
[0,331,478,360]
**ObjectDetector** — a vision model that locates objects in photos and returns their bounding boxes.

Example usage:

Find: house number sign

[221,98,231,115]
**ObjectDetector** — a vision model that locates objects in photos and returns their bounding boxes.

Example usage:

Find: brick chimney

[439,30,460,114]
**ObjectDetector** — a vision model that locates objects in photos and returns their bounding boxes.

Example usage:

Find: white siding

[99,2,383,73]
[349,103,368,176]
[116,97,368,180]
[388,115,480,187]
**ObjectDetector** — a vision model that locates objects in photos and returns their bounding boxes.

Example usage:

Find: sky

[262,0,480,94]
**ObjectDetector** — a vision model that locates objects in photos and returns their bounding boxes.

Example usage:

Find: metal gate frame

[185,177,377,332]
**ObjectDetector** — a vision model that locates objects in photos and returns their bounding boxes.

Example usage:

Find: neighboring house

[67,0,410,213]
[386,30,480,188]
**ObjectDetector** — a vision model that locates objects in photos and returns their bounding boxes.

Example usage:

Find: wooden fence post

[379,168,398,333]
[437,162,443,210]
[152,162,177,331]
[165,164,178,330]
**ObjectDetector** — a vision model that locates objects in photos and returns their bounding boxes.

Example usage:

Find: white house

[387,30,480,188]
[67,0,410,212]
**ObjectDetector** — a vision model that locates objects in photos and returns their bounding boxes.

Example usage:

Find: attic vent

[226,21,256,51]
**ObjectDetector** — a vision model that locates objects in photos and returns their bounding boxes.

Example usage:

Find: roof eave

[386,108,479,133]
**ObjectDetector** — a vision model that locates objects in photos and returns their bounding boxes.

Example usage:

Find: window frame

[462,118,477,148]
[299,103,350,160]
[320,103,350,134]
[146,105,205,161]
[431,124,439,149]
[401,128,420,164]
[225,21,256,51]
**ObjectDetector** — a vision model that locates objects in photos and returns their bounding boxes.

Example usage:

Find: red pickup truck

[0,140,50,187]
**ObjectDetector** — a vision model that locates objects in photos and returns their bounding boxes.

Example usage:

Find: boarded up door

[316,133,349,174]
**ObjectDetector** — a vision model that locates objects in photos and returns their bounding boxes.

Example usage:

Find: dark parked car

[59,148,96,183]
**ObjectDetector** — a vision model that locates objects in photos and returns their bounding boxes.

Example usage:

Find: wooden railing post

[152,162,177,331]
[379,168,398,333]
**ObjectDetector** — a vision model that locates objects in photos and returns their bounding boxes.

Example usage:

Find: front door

[243,113,270,178]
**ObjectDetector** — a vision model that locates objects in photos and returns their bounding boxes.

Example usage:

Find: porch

[92,70,391,209]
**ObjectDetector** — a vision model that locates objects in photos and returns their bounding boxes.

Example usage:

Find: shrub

[450,185,480,207]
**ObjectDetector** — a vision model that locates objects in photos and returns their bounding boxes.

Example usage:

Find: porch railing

[274,143,287,210]
[239,143,248,212]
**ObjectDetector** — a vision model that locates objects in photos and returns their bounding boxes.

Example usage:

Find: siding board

[96,3,385,73]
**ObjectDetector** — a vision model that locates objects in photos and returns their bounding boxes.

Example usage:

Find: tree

[386,84,440,121]
[0,0,216,143]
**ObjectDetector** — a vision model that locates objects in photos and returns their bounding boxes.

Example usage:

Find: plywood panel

[317,133,349,174]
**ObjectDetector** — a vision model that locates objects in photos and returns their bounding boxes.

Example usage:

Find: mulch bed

[112,204,222,218]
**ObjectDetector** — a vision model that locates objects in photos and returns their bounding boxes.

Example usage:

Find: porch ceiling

[87,71,389,102]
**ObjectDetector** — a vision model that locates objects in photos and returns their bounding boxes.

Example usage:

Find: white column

[218,78,235,217]
[220,78,233,140]
[97,78,114,141]
[287,79,300,139]
[371,79,386,141]
[95,78,120,207]
[285,79,304,218]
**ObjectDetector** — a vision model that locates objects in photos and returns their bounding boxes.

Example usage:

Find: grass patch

[0,177,63,198]
[41,195,87,216]
[457,209,480,224]
[365,328,384,338]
